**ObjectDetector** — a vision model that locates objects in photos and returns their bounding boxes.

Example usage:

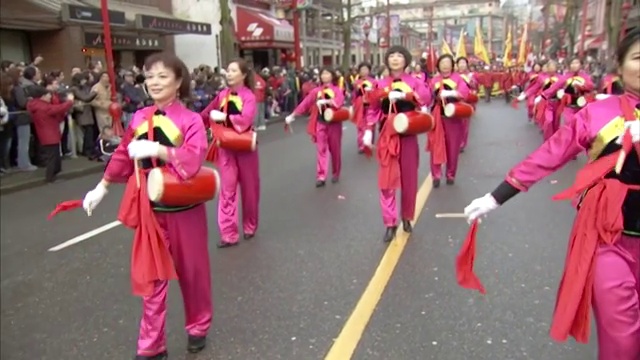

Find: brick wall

[29,26,85,74]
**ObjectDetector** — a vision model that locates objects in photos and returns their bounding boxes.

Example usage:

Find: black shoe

[187,335,206,353]
[446,178,455,185]
[217,241,238,248]
[402,220,412,233]
[331,177,339,184]
[315,180,326,187]
[459,148,465,153]
[433,179,441,188]
[358,149,364,154]
[383,226,397,243]
[135,351,168,360]
[243,233,255,240]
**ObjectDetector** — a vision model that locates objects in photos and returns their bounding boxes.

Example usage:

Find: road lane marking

[48,221,121,252]
[324,173,434,360]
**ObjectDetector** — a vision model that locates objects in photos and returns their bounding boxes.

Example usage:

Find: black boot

[134,351,168,360]
[315,180,326,188]
[383,226,397,243]
[187,335,207,353]
[433,179,441,188]
[217,241,238,248]
[446,178,455,185]
[402,220,412,233]
[243,233,255,240]
[331,177,339,184]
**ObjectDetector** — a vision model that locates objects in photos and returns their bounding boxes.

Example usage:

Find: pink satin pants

[316,121,342,181]
[430,118,465,180]
[379,134,419,226]
[217,147,261,243]
[460,118,470,150]
[542,102,560,141]
[137,204,212,356]
[592,234,640,360]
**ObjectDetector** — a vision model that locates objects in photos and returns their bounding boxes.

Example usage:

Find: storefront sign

[83,33,164,50]
[135,15,212,35]
[62,4,126,26]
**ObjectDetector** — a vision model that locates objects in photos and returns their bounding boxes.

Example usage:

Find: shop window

[0,30,31,63]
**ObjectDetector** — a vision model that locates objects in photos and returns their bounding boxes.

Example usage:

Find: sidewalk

[0,115,286,195]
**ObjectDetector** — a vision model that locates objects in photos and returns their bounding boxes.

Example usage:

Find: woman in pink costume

[200,59,259,248]
[82,53,212,360]
[600,69,624,95]
[363,45,431,243]
[515,60,561,139]
[352,62,376,154]
[524,63,542,121]
[464,29,640,360]
[540,57,594,130]
[428,54,470,188]
[285,68,345,187]
[456,56,476,153]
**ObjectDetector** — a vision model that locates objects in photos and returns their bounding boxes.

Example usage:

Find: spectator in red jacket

[26,86,74,183]
[254,73,267,130]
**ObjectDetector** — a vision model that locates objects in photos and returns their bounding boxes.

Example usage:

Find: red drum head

[466,92,479,104]
[444,102,474,118]
[323,107,352,122]
[216,128,257,152]
[392,111,435,135]
[147,167,220,206]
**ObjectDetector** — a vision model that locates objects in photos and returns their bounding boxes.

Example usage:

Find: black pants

[39,144,61,182]
[82,124,98,159]
[0,127,13,169]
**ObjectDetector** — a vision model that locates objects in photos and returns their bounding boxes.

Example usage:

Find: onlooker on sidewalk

[254,72,267,130]
[0,72,13,174]
[70,72,99,160]
[90,72,113,134]
[26,86,74,183]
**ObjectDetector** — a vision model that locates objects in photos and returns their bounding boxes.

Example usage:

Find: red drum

[392,111,435,135]
[147,166,220,206]
[323,107,352,122]
[216,127,257,152]
[444,102,474,118]
[466,92,479,104]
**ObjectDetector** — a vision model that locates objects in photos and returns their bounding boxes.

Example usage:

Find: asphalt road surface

[1,103,597,360]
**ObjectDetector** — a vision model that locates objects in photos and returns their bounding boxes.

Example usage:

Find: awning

[80,0,211,35]
[0,0,87,31]
[573,33,605,54]
[235,6,294,49]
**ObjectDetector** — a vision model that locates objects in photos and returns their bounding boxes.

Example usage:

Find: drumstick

[435,213,467,218]
[134,160,141,188]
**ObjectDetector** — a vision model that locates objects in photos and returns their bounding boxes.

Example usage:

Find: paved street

[1,103,597,360]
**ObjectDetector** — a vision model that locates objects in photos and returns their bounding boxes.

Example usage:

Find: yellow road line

[324,173,434,360]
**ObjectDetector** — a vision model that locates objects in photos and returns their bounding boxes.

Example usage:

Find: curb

[0,115,288,196]
[0,163,105,196]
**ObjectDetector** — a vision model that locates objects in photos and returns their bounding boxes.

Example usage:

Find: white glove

[595,93,610,101]
[464,193,500,224]
[82,183,108,215]
[517,93,526,102]
[556,89,565,99]
[534,96,542,105]
[439,90,458,99]
[364,87,372,92]
[127,139,160,160]
[285,114,295,124]
[362,129,373,148]
[616,120,640,144]
[419,106,429,113]
[316,99,331,106]
[388,91,406,101]
[209,110,227,122]
[572,78,585,87]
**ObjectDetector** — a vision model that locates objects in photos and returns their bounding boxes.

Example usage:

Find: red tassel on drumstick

[455,220,486,294]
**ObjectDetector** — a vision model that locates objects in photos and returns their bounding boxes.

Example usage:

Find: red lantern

[280,51,287,61]
[288,53,296,62]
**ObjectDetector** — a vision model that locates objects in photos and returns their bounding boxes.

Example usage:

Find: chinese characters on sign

[83,33,165,50]
[136,15,212,35]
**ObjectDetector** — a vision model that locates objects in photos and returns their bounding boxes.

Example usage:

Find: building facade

[171,0,222,70]
[0,0,211,73]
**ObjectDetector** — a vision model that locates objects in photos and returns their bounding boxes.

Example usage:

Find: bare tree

[605,0,623,58]
[219,0,237,66]
[341,0,352,70]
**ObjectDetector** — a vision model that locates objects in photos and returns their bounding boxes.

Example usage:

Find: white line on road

[48,221,122,252]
